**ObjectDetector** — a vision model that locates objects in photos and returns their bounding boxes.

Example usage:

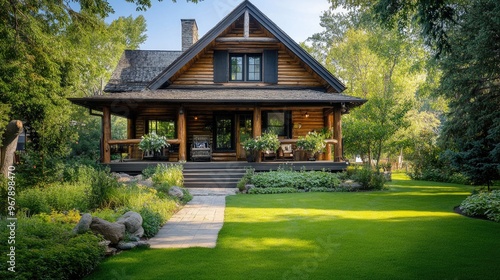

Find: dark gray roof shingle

[72,88,366,105]
[104,50,182,92]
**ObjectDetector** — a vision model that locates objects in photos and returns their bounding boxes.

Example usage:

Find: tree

[309,18,426,167]
[0,0,153,181]
[327,0,499,186]
[329,0,459,57]
[438,0,500,188]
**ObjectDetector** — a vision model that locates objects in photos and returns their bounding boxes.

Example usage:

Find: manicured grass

[86,174,500,280]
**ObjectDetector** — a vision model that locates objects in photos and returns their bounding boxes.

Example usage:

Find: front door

[213,113,252,160]
[214,114,234,151]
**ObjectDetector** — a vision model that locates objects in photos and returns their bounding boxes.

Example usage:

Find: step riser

[183,166,245,189]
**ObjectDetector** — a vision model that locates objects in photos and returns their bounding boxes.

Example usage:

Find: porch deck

[105,160,348,174]
[106,160,349,188]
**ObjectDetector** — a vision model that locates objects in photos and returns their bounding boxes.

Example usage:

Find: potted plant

[242,132,281,162]
[138,132,170,159]
[242,137,259,162]
[258,132,280,154]
[296,131,326,161]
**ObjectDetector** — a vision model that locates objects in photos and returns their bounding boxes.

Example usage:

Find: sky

[106,0,331,50]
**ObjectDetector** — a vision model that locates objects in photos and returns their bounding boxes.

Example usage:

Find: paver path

[148,188,236,248]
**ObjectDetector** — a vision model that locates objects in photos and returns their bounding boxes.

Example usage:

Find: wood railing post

[102,106,111,163]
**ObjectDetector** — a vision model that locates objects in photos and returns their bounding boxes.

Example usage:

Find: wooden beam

[244,10,250,38]
[177,107,187,161]
[215,37,279,43]
[324,108,334,161]
[102,106,111,163]
[108,139,181,145]
[333,105,343,162]
[127,118,135,155]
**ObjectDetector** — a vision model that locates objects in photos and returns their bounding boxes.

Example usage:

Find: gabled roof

[105,50,182,92]
[147,0,346,93]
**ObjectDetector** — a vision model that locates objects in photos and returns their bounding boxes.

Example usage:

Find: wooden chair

[279,144,294,161]
[191,135,212,161]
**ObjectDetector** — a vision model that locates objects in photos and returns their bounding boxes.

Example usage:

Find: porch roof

[69,88,366,111]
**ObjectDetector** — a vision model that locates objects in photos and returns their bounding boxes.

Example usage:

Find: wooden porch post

[253,106,262,138]
[127,118,135,157]
[333,105,343,162]
[177,107,187,161]
[102,106,111,163]
[253,106,262,162]
[324,109,334,161]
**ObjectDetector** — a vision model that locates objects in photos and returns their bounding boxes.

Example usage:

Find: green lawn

[86,174,500,280]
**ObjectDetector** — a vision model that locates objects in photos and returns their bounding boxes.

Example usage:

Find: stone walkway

[148,188,237,249]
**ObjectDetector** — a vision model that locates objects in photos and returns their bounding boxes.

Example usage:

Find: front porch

[107,160,349,188]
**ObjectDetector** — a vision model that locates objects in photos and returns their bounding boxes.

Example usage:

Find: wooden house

[69,0,366,176]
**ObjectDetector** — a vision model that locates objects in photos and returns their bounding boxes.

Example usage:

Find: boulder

[72,213,92,234]
[117,176,131,183]
[117,211,144,238]
[116,241,137,250]
[90,217,125,244]
[134,174,143,181]
[245,184,255,192]
[137,177,153,187]
[168,186,184,199]
[116,240,150,250]
[135,241,151,248]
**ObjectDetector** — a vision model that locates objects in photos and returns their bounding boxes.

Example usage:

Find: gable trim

[147,0,346,93]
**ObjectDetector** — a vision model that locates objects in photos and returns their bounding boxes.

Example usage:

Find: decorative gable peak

[147,0,346,93]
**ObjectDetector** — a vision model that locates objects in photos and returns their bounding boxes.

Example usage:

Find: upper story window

[214,50,277,84]
[230,54,262,82]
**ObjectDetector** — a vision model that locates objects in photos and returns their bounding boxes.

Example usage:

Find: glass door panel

[214,115,234,151]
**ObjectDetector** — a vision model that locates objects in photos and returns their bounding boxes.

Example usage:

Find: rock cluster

[113,172,153,187]
[73,211,149,255]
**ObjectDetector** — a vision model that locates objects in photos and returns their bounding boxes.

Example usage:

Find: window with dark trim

[229,54,262,82]
[147,120,176,139]
[214,50,277,84]
[262,111,291,138]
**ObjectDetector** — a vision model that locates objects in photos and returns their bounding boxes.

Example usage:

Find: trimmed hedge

[251,171,341,189]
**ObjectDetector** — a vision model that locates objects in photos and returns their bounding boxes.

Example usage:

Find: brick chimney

[181,19,199,51]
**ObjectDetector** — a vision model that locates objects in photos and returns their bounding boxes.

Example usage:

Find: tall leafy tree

[0,0,152,181]
[308,12,428,167]
[328,0,499,186]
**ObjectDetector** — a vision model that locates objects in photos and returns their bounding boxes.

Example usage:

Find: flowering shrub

[242,137,259,152]
[138,132,169,153]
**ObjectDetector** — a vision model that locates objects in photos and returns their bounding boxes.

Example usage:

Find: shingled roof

[69,89,366,115]
[104,50,182,92]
